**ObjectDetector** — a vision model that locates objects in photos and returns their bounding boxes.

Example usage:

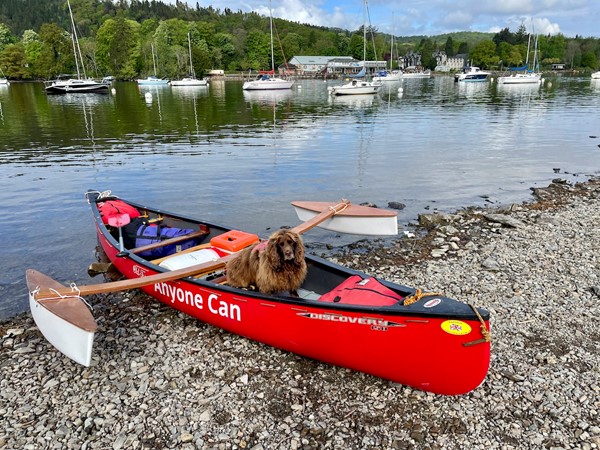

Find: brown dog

[225,229,307,296]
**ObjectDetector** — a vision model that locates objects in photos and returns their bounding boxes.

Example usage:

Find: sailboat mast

[363,0,367,63]
[67,0,85,79]
[269,0,275,73]
[151,44,158,77]
[187,32,195,78]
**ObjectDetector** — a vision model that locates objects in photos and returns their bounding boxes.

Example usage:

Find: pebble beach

[1,178,599,450]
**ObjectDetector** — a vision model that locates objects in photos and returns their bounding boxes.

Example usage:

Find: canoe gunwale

[86,191,489,322]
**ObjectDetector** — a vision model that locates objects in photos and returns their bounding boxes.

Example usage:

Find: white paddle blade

[292,201,398,236]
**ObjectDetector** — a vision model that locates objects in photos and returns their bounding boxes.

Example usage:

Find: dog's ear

[263,232,282,269]
[292,232,305,264]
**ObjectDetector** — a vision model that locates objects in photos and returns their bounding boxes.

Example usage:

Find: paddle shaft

[34,254,234,300]
[32,202,351,300]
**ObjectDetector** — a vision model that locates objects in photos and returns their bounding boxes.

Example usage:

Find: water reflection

[243,89,293,105]
[328,93,378,109]
[170,85,209,100]
[455,81,490,101]
[45,91,113,107]
[2,78,600,318]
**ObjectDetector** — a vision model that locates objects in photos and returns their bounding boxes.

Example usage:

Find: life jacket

[98,199,140,225]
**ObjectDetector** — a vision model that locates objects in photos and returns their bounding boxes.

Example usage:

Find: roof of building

[289,56,354,65]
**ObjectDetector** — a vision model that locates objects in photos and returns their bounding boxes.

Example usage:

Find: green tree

[469,40,499,68]
[212,32,236,69]
[581,50,597,69]
[444,36,454,56]
[244,30,269,71]
[418,38,436,69]
[498,42,524,67]
[0,23,16,52]
[22,29,44,78]
[539,34,566,61]
[38,22,72,78]
[192,39,211,75]
[349,30,364,60]
[0,43,29,79]
[96,17,141,79]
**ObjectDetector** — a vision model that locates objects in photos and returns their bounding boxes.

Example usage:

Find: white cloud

[165,0,598,37]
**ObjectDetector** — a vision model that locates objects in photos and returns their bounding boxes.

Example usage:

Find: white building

[287,55,386,76]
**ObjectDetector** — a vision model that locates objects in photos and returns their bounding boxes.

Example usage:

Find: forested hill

[1,0,487,47]
[1,0,343,37]
[0,0,597,81]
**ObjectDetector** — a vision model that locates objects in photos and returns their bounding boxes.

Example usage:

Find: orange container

[210,230,259,253]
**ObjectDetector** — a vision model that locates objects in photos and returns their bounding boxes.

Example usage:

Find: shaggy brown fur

[225,229,307,296]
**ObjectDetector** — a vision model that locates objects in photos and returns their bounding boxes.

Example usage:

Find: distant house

[399,51,422,69]
[287,56,339,75]
[551,63,566,70]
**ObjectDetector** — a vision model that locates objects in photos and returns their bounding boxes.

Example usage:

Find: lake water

[1,76,599,319]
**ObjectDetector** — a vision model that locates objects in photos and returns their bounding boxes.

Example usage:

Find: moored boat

[26,190,491,395]
[455,66,490,82]
[44,1,109,95]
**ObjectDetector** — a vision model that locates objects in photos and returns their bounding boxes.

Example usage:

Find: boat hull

[45,79,110,94]
[83,191,491,395]
[329,81,381,95]
[27,270,96,366]
[292,200,398,235]
[242,78,294,90]
[171,78,208,87]
[498,73,541,84]
[137,77,170,86]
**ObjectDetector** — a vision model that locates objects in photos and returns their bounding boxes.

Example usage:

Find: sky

[173,0,599,38]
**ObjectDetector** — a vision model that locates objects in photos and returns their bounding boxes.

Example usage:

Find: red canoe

[30,191,491,395]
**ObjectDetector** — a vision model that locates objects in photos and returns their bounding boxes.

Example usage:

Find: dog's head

[266,229,305,265]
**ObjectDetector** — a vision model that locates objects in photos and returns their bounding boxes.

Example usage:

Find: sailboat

[242,0,294,90]
[498,32,542,85]
[373,19,402,82]
[45,0,109,94]
[137,44,170,86]
[171,33,208,87]
[328,0,381,95]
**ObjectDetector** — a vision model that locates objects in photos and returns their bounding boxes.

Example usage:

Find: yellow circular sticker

[441,320,472,336]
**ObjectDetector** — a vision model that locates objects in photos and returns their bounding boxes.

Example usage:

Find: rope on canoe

[329,199,350,214]
[463,304,491,347]
[403,288,441,306]
[32,284,94,312]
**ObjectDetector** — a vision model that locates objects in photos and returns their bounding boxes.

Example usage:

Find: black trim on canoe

[86,190,490,321]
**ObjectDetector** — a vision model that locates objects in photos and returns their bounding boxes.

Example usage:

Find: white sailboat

[171,33,208,87]
[45,0,109,94]
[373,19,402,83]
[498,33,542,85]
[137,44,170,85]
[242,0,294,91]
[328,0,381,95]
[0,68,8,85]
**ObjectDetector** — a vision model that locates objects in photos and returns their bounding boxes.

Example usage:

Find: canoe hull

[292,200,398,235]
[87,193,490,395]
[27,270,96,366]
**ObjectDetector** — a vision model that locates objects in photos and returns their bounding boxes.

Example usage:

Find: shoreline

[2,178,600,449]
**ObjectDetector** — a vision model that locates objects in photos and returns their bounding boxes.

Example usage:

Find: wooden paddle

[29,200,392,301]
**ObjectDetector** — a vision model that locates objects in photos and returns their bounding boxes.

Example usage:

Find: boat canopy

[508,64,528,71]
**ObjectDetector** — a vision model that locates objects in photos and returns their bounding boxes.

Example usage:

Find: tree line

[0,0,598,81]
